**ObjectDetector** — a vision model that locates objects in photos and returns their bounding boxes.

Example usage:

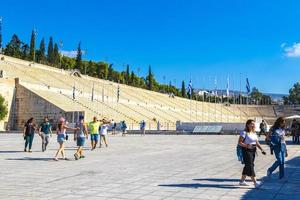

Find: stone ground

[0,133,299,200]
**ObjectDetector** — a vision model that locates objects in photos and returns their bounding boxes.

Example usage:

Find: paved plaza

[0,134,299,200]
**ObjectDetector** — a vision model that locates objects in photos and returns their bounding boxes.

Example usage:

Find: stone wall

[0,78,15,131]
[15,84,68,130]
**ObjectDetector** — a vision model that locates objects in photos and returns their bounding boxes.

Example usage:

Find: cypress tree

[130,71,135,86]
[29,30,36,61]
[125,65,130,84]
[53,43,60,66]
[146,65,153,90]
[181,81,186,98]
[37,38,46,63]
[75,42,82,70]
[21,44,29,60]
[47,37,54,64]
[108,64,113,81]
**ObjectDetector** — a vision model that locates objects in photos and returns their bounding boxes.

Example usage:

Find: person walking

[23,117,38,152]
[39,117,52,152]
[74,115,88,160]
[259,120,267,137]
[266,117,288,179]
[111,119,117,135]
[54,117,78,161]
[89,116,100,150]
[291,119,298,143]
[99,118,110,148]
[238,119,266,188]
[140,120,146,136]
[121,121,127,136]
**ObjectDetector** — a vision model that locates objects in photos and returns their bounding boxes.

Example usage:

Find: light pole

[84,49,88,74]
[33,28,37,63]
[0,17,2,55]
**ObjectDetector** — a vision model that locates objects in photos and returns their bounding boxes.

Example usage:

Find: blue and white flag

[214,76,218,96]
[246,78,251,94]
[226,76,230,97]
[187,80,192,98]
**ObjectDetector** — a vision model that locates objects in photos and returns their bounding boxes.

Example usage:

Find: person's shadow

[158,178,244,189]
[6,157,54,161]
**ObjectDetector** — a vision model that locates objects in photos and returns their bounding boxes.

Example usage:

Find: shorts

[91,134,99,142]
[77,137,85,147]
[57,134,65,143]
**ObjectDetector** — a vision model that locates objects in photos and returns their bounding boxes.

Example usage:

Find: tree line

[2,31,284,105]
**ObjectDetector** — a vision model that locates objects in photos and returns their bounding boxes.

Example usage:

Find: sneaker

[267,170,272,178]
[74,153,79,160]
[80,155,85,159]
[53,158,59,161]
[239,181,250,186]
[255,181,262,188]
[64,157,69,161]
[24,149,27,152]
[28,150,32,153]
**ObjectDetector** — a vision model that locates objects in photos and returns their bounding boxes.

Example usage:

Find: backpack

[236,131,246,164]
[270,129,282,148]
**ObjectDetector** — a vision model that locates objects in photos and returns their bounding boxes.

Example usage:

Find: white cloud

[283,43,300,57]
[60,50,85,58]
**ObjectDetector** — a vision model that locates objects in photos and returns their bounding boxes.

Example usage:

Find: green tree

[146,65,154,90]
[4,34,23,58]
[250,87,263,104]
[37,38,46,63]
[21,44,29,60]
[181,81,186,98]
[61,56,76,69]
[53,43,60,66]
[47,37,54,64]
[29,30,36,61]
[75,42,82,70]
[0,94,8,121]
[125,65,130,84]
[284,82,300,104]
[108,64,113,81]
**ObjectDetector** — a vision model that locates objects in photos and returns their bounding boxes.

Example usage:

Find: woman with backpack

[266,117,288,179]
[238,119,266,188]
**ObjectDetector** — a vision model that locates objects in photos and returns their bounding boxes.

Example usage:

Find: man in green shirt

[39,117,52,152]
[89,116,100,150]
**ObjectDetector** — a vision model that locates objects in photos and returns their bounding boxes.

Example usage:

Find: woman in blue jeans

[266,117,288,179]
[23,117,39,152]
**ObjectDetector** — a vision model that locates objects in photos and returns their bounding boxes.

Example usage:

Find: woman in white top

[99,118,110,148]
[238,119,266,188]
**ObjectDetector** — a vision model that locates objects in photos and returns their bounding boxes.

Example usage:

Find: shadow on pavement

[0,151,27,153]
[6,157,54,161]
[158,183,240,189]
[241,156,300,200]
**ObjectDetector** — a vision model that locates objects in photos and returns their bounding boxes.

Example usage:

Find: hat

[79,115,84,120]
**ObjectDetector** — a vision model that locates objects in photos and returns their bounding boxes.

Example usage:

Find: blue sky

[2,0,300,94]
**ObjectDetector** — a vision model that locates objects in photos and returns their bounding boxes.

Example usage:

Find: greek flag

[246,78,251,94]
[187,80,192,98]
[214,77,218,96]
[226,76,230,97]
